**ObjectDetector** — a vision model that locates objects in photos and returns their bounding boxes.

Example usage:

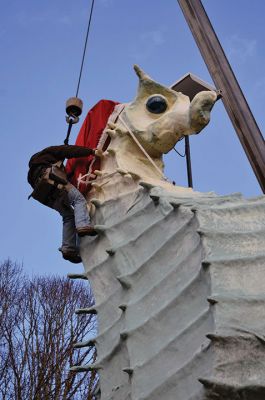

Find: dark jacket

[28,145,94,188]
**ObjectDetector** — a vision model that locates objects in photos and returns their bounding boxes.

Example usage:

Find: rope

[77,172,95,189]
[173,147,186,157]
[173,135,186,157]
[118,115,168,181]
[75,0,95,97]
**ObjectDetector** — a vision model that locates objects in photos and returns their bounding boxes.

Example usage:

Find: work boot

[59,247,82,264]
[76,225,97,237]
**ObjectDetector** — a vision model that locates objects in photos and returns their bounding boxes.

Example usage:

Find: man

[28,144,96,263]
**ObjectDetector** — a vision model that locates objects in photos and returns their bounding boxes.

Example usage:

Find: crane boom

[177,0,265,193]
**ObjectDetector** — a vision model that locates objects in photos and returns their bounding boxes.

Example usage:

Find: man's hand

[95,149,103,157]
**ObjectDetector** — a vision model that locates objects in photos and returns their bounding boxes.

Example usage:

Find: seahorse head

[122,65,217,157]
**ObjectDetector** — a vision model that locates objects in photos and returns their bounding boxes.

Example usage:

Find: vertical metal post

[185,136,193,187]
[177,0,265,193]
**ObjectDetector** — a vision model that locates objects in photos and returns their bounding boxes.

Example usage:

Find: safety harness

[28,161,68,205]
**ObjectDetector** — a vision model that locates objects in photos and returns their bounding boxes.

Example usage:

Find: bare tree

[0,259,98,400]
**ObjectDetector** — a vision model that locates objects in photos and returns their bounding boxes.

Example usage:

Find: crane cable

[64,0,95,145]
[76,0,95,98]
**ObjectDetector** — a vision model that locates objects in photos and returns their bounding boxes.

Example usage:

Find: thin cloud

[129,29,166,60]
[0,88,7,97]
[15,11,71,28]
[225,34,257,63]
[0,28,6,40]
[98,0,115,6]
[254,77,265,96]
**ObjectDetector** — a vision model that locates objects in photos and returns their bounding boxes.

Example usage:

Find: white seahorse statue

[69,66,265,400]
[87,64,217,203]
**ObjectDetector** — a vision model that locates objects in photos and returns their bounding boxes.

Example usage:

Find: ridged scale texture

[78,186,265,400]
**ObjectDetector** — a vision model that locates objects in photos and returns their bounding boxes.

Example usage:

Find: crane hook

[64,97,83,145]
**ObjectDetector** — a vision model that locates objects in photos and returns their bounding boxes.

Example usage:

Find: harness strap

[97,103,126,149]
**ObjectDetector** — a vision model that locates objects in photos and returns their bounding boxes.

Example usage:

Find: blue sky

[1,0,264,275]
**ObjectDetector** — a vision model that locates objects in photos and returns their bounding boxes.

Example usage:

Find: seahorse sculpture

[69,66,265,400]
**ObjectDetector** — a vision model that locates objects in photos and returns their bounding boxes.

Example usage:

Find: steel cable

[75,0,95,97]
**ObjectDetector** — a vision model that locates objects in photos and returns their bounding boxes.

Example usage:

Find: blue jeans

[53,186,90,252]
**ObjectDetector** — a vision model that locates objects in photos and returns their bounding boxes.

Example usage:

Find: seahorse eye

[146,96,167,114]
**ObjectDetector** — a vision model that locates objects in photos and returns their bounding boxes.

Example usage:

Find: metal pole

[177,0,265,193]
[64,119,73,145]
[185,136,193,187]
